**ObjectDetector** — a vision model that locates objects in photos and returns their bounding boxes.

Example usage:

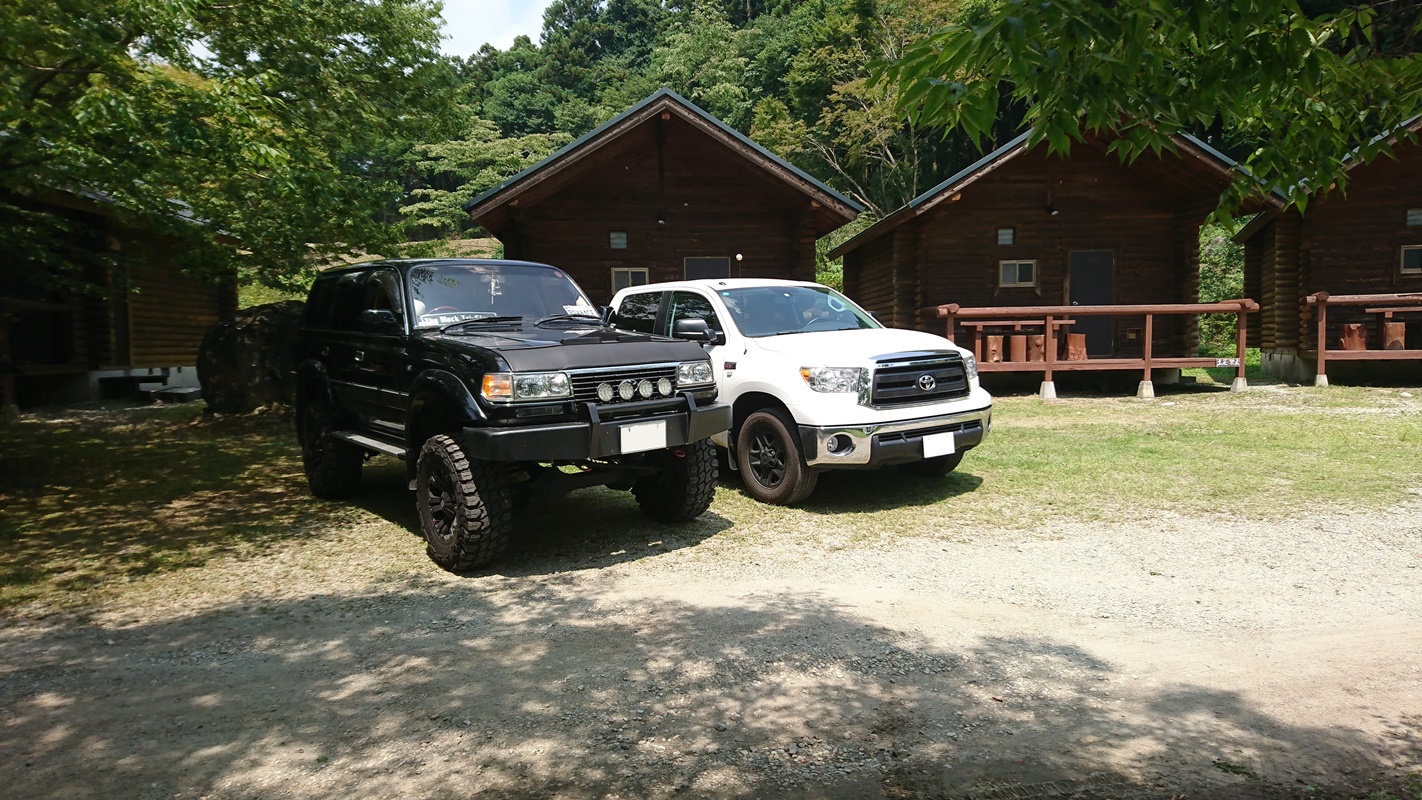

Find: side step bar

[332,430,407,459]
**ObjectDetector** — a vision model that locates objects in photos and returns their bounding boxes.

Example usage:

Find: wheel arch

[405,370,487,481]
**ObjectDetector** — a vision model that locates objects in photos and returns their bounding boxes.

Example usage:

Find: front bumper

[463,394,732,462]
[799,404,992,468]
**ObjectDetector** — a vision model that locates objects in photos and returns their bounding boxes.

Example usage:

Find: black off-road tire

[898,451,964,477]
[416,434,514,572]
[300,399,363,499]
[735,409,818,505]
[633,439,719,522]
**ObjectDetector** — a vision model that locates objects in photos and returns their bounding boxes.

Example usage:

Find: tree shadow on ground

[352,459,735,576]
[0,406,350,609]
[1,581,1416,799]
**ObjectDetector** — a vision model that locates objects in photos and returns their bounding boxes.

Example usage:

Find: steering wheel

[802,316,840,330]
[427,306,461,314]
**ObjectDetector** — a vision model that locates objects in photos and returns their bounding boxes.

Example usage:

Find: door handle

[353,350,365,363]
[320,346,330,356]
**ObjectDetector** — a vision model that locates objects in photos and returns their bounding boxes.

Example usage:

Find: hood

[747,327,966,364]
[422,323,711,371]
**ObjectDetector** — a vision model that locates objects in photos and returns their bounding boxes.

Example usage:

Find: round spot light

[657,378,673,396]
[596,383,614,403]
[637,379,654,399]
[618,380,636,401]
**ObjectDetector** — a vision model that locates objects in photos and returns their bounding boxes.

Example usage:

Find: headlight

[800,366,865,393]
[676,361,715,387]
[481,371,571,402]
[963,352,978,381]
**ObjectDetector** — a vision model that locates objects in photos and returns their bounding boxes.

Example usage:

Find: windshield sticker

[420,311,495,326]
[563,304,598,316]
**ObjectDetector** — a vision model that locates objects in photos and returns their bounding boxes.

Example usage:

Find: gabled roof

[463,89,862,228]
[828,129,1272,260]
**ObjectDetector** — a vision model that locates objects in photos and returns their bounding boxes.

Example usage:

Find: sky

[439,0,550,57]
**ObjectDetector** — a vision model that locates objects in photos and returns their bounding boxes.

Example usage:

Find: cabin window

[609,231,629,249]
[611,267,649,292]
[615,290,663,334]
[1407,209,1422,226]
[999,260,1037,288]
[1402,246,1422,275]
[997,227,1015,246]
[684,257,731,280]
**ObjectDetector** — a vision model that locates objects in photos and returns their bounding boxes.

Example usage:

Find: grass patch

[0,404,353,611]
[1,384,1418,611]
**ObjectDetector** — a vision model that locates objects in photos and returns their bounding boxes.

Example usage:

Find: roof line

[463,88,862,216]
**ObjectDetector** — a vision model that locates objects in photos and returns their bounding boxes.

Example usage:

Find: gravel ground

[2,480,1420,799]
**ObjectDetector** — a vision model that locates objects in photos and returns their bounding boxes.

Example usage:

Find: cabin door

[1069,250,1116,357]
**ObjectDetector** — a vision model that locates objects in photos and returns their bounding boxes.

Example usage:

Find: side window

[330,271,369,332]
[304,278,337,328]
[616,291,664,334]
[665,291,721,337]
[367,269,405,318]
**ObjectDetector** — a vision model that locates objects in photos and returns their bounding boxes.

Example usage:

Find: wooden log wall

[497,120,825,305]
[121,245,234,368]
[843,233,895,325]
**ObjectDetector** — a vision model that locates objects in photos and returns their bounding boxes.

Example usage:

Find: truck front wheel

[416,434,513,572]
[735,409,818,505]
[633,439,718,522]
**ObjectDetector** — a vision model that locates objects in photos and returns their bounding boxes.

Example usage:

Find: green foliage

[402,120,570,238]
[879,0,1422,216]
[1198,222,1246,355]
[651,0,750,126]
[1,0,461,291]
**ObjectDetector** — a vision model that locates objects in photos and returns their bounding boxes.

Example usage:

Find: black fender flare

[404,369,487,476]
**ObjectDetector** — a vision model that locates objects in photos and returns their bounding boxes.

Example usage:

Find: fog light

[826,433,854,455]
[618,380,635,401]
[657,378,673,396]
[637,379,654,398]
[597,383,614,403]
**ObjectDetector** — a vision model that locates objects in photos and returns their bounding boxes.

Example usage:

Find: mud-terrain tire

[300,399,363,499]
[416,434,513,572]
[633,439,719,522]
[735,409,818,505]
[899,452,964,477]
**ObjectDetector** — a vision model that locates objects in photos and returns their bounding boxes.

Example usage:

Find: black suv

[296,259,731,571]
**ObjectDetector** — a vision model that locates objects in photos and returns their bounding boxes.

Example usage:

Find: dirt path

[2,487,1420,799]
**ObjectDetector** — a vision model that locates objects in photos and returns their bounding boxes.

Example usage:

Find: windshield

[407,263,596,329]
[717,285,880,337]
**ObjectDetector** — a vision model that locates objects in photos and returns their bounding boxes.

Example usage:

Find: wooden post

[1232,302,1248,392]
[1041,316,1057,399]
[1138,313,1155,399]
[943,308,957,343]
[1009,335,1027,362]
[1066,333,1087,360]
[1383,322,1406,350]
[1314,294,1329,387]
[985,335,1004,362]
[1339,323,1367,350]
[1027,335,1045,362]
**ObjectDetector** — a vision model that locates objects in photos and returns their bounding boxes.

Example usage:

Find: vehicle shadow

[350,459,734,576]
[717,465,985,514]
[2,581,1416,800]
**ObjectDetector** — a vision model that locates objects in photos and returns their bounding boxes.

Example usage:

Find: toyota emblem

[917,374,936,391]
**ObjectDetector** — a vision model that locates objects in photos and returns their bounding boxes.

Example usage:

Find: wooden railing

[1305,292,1422,387]
[927,300,1259,399]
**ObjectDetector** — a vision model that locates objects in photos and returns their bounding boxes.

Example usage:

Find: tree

[651,0,750,126]
[402,119,570,238]
[879,0,1422,213]
[1,0,460,291]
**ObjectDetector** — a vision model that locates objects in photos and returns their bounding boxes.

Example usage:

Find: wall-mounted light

[1045,203,1059,216]
[735,253,743,262]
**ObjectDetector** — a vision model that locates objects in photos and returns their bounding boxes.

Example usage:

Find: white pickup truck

[609,278,992,504]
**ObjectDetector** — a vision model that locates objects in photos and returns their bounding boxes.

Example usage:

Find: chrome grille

[871,357,969,406]
[569,364,679,404]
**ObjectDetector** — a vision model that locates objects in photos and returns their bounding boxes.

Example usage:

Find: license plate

[1215,357,1241,367]
[922,431,956,458]
[619,420,668,453]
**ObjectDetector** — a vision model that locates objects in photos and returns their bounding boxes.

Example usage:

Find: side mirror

[599,305,615,327]
[672,317,716,343]
[361,309,401,333]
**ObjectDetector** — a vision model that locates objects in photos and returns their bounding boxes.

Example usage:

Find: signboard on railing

[1215,358,1241,367]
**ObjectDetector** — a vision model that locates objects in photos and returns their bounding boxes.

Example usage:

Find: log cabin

[463,89,862,304]
[829,130,1261,368]
[0,189,236,411]
[1236,120,1422,383]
